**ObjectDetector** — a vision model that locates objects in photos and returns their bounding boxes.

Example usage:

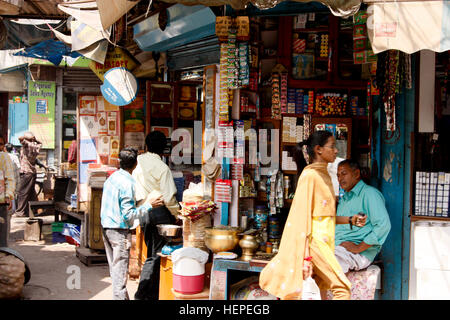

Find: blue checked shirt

[100,169,152,229]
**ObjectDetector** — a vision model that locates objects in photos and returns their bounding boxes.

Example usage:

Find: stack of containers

[51,222,81,245]
[287,89,296,114]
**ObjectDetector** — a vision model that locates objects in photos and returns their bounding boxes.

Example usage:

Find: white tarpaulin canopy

[366,1,450,54]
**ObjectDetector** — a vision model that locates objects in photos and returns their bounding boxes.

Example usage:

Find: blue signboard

[100,67,138,106]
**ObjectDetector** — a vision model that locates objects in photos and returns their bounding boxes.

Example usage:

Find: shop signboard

[89,46,139,82]
[28,80,55,149]
[100,67,138,106]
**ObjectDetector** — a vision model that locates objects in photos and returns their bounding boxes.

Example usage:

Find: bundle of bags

[179,200,217,222]
[180,183,216,252]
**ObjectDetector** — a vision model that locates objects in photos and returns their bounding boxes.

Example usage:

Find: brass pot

[204,226,241,253]
[239,235,259,261]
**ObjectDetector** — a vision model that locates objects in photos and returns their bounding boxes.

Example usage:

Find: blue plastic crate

[52,232,66,243]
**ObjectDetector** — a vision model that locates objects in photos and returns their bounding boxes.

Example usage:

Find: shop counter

[209,257,270,300]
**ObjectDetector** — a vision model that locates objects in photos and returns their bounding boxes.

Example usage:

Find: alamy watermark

[169,121,280,172]
[66,265,81,290]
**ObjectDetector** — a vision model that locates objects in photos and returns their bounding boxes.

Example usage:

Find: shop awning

[133,4,217,52]
[366,0,450,54]
[158,0,362,17]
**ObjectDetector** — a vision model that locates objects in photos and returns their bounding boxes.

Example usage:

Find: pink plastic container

[172,273,205,294]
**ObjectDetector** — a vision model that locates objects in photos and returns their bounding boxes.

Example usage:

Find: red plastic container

[172,273,205,294]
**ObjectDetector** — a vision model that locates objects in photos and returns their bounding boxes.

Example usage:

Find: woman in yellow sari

[259,131,361,300]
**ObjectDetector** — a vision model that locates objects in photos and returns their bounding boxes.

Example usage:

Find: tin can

[268,216,280,238]
[266,242,273,254]
[70,194,77,208]
[255,205,268,229]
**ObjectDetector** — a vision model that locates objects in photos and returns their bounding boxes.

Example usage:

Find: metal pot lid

[0,247,31,284]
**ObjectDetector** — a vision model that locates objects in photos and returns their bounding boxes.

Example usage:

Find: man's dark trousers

[15,172,37,217]
[135,205,175,300]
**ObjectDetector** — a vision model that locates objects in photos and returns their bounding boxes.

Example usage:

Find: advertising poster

[28,80,56,149]
[123,96,145,150]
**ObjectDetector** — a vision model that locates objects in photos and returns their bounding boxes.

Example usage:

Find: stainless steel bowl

[157,224,183,243]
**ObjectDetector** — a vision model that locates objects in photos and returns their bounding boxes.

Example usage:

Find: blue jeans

[102,228,131,300]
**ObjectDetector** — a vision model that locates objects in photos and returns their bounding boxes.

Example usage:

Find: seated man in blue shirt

[335,159,391,273]
[101,147,164,300]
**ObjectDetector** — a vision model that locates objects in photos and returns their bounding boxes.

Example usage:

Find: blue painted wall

[373,57,416,300]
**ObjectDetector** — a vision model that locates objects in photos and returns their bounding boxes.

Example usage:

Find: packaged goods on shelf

[414,171,450,217]
[315,93,347,116]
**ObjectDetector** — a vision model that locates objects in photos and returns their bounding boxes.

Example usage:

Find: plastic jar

[255,205,268,229]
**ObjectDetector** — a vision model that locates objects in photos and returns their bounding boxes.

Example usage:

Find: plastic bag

[182,183,204,202]
[302,277,321,300]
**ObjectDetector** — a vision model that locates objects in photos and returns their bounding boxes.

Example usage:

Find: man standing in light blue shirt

[101,147,164,300]
[335,159,391,273]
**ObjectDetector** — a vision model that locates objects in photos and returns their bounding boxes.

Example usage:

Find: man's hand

[147,195,164,208]
[6,197,12,210]
[352,214,367,227]
[340,241,365,254]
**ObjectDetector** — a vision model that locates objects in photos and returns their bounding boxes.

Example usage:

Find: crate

[51,222,65,233]
[52,232,66,243]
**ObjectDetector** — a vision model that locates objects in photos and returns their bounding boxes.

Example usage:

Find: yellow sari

[259,162,351,300]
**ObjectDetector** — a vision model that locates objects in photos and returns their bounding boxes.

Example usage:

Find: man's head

[119,147,138,172]
[337,159,362,192]
[24,132,35,141]
[4,143,13,153]
[145,131,167,155]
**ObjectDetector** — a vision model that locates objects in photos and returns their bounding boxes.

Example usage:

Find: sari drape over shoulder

[259,162,349,299]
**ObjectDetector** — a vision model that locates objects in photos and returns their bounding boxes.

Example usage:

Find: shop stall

[409,50,450,300]
[147,10,383,301]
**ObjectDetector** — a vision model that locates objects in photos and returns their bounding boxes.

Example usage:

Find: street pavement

[8,215,139,300]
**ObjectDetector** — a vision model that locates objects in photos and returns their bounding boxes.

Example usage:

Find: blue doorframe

[373,57,416,300]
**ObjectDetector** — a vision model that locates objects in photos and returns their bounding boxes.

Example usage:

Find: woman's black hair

[145,131,167,155]
[4,143,13,153]
[292,130,334,175]
[119,147,138,170]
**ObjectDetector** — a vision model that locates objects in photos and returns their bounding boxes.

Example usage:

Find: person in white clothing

[132,131,180,300]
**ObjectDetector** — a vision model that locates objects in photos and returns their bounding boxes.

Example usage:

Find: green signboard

[28,80,56,149]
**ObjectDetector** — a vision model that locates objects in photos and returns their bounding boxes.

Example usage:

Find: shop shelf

[282,113,304,118]
[281,142,298,146]
[293,27,329,33]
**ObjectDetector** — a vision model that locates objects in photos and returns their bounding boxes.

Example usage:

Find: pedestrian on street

[100,147,164,300]
[0,135,16,247]
[259,130,360,300]
[132,131,179,300]
[15,132,43,217]
[4,143,20,212]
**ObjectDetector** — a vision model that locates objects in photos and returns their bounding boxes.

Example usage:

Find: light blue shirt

[100,169,151,229]
[335,180,391,261]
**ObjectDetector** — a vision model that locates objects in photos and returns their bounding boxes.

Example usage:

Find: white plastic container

[171,247,209,294]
